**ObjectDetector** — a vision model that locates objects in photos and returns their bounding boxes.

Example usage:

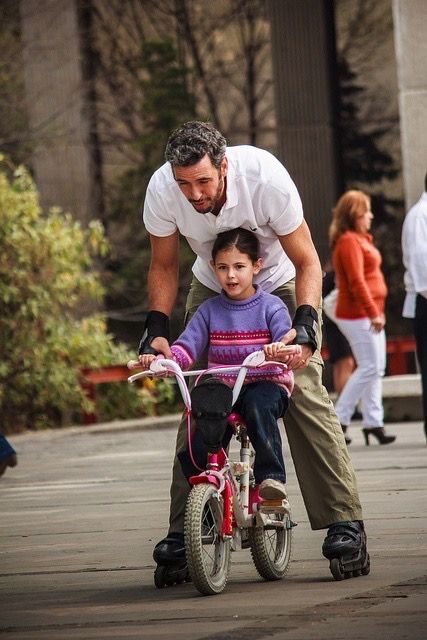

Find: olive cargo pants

[167,277,363,534]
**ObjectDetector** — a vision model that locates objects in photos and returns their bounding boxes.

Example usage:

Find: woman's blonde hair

[329,190,371,248]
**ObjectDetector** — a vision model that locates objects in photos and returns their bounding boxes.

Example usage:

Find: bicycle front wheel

[248,511,292,580]
[184,483,231,595]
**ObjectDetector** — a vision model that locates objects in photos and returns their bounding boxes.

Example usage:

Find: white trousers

[334,317,386,428]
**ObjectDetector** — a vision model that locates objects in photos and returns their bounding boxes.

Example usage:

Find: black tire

[184,483,231,595]
[248,512,292,580]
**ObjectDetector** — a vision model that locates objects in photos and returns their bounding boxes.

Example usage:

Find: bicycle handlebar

[127,349,290,408]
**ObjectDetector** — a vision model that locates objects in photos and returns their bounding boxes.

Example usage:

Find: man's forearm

[294,260,322,309]
[292,260,322,354]
[278,221,322,310]
[147,264,179,316]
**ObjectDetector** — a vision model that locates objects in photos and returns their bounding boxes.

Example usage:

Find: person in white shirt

[139,121,368,578]
[402,172,427,439]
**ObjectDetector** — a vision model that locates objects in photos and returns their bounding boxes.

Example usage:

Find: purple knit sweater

[171,286,294,396]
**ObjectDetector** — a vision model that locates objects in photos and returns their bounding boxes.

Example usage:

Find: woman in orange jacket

[329,190,395,445]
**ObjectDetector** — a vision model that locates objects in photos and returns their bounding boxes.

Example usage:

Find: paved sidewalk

[1,419,426,639]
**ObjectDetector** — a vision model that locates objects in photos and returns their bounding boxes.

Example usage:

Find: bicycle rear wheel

[248,512,292,580]
[184,483,231,595]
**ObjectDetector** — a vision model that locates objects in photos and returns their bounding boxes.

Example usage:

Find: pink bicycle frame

[128,350,291,538]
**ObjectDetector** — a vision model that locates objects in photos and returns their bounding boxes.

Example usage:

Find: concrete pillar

[392,0,427,209]
[20,0,93,224]
[268,0,341,263]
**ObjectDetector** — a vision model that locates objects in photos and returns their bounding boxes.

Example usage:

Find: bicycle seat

[191,379,233,451]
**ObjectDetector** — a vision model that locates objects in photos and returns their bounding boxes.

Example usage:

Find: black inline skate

[153,533,191,588]
[322,520,370,580]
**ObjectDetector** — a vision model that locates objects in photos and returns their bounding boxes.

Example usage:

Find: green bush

[0,156,178,432]
[96,376,182,423]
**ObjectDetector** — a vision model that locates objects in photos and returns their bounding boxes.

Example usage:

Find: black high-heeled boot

[362,427,396,445]
[341,424,351,445]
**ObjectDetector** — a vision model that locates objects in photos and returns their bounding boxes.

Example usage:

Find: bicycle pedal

[261,498,286,507]
[259,498,290,514]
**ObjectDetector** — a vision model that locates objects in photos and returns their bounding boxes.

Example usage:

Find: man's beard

[190,176,225,214]
[190,200,214,214]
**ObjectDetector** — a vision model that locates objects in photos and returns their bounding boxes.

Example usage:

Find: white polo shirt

[143,145,304,293]
[402,191,427,318]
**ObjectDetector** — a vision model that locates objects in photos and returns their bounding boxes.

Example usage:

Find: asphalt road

[1,418,426,639]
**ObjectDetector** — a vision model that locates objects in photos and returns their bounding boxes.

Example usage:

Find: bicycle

[128,348,297,596]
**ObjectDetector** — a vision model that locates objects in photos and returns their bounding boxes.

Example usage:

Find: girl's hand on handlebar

[264,342,302,362]
[138,353,157,370]
[264,342,294,358]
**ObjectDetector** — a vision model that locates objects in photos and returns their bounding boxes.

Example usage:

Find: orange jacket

[333,231,388,319]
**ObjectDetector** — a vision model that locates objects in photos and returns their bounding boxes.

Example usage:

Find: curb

[10,413,183,442]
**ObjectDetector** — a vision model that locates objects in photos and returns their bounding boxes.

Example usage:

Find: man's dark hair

[425,171,427,192]
[165,121,226,168]
[212,228,260,264]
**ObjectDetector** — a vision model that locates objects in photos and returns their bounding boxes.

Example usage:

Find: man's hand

[138,336,173,363]
[280,327,311,369]
[138,310,171,360]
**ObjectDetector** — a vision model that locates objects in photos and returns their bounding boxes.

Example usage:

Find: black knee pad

[190,378,233,452]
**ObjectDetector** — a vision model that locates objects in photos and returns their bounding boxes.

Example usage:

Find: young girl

[139,227,299,500]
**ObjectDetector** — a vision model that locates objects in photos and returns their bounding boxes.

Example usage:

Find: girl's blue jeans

[179,380,289,484]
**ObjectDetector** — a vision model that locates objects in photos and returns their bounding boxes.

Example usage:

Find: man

[402,172,427,439]
[139,121,368,574]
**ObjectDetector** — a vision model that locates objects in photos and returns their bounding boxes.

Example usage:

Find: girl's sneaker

[259,478,287,500]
